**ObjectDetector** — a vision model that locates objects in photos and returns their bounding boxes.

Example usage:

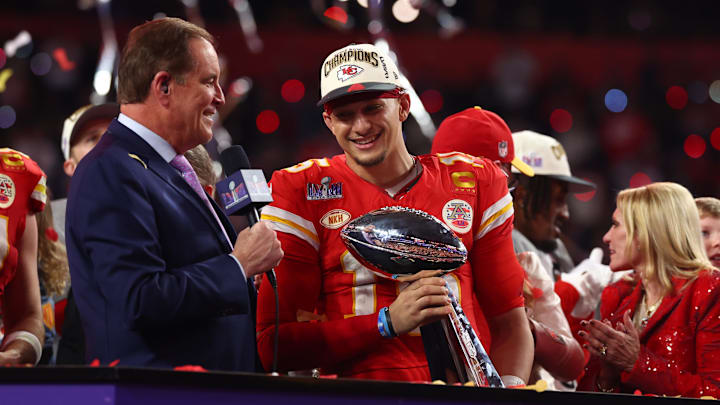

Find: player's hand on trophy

[388,277,452,335]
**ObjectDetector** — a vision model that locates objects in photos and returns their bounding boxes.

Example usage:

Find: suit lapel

[107,120,232,250]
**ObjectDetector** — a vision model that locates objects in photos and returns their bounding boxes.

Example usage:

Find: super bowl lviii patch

[442,199,473,234]
[307,176,343,200]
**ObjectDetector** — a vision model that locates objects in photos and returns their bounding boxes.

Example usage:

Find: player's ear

[322,111,334,132]
[398,93,411,122]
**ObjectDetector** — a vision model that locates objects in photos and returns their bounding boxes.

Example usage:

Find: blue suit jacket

[66,119,259,371]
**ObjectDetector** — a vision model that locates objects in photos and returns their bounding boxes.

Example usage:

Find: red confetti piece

[174,365,208,372]
[0,49,6,69]
[52,48,76,71]
[45,227,58,242]
[324,7,348,25]
[108,359,120,367]
[89,358,100,367]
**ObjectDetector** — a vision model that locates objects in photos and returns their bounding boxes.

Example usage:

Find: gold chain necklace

[639,294,662,329]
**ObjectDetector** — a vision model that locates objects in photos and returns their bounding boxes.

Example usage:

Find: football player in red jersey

[0,148,47,365]
[257,44,533,384]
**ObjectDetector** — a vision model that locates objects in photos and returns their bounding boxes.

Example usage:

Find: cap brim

[546,174,596,190]
[511,156,534,177]
[317,82,399,107]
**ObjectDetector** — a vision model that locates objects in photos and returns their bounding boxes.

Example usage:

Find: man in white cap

[257,44,533,384]
[510,131,630,360]
[510,130,597,278]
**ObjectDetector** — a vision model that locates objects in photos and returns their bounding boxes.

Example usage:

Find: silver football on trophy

[340,206,468,279]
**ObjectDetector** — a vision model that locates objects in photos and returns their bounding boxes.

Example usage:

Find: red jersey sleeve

[470,159,524,318]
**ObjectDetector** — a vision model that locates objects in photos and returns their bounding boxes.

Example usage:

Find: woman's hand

[579,310,641,372]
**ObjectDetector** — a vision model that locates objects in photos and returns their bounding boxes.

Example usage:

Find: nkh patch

[320,209,351,229]
[0,174,15,209]
[337,64,364,82]
[307,176,343,200]
[442,199,473,234]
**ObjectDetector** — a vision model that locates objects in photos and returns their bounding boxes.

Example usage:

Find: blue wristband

[378,307,395,338]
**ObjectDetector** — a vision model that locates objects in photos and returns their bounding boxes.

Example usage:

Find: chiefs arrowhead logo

[337,64,364,82]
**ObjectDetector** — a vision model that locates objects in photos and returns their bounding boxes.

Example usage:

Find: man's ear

[398,93,411,122]
[152,71,172,102]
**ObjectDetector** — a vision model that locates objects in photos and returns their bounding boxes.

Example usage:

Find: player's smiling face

[323,94,410,168]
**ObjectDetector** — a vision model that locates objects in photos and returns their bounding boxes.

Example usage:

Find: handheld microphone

[219,145,280,374]
[217,145,276,288]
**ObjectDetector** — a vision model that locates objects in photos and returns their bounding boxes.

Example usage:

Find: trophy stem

[420,282,505,387]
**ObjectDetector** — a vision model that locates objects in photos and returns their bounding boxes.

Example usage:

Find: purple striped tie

[170,154,232,248]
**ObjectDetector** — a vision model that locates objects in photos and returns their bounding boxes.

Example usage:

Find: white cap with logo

[318,43,405,106]
[511,130,595,189]
[61,103,119,161]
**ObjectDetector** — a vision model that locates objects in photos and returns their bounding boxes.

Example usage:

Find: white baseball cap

[318,43,404,107]
[61,103,119,161]
[511,130,595,189]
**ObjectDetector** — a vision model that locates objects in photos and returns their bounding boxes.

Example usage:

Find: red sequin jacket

[578,270,720,398]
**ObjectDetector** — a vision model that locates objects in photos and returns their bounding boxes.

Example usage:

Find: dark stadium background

[0,0,718,263]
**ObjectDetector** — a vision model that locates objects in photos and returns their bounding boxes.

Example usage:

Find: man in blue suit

[66,17,283,371]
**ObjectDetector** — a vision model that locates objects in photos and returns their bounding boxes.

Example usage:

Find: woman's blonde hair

[36,203,70,297]
[617,182,714,294]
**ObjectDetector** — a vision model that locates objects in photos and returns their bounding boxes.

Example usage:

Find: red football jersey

[0,148,47,295]
[257,152,524,381]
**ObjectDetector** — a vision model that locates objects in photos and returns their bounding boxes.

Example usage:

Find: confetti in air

[0,68,13,93]
[3,31,32,58]
[324,7,349,24]
[53,48,77,71]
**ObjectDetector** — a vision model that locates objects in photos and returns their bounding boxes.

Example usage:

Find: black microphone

[219,145,281,375]
[217,145,276,288]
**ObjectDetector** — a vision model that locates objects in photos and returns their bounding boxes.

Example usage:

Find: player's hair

[184,145,216,190]
[515,175,554,218]
[617,182,714,294]
[696,197,720,219]
[36,200,69,297]
[117,17,215,104]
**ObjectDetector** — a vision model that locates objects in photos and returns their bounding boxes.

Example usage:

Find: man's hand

[388,277,451,335]
[233,221,283,278]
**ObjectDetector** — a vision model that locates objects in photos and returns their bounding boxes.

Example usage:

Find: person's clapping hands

[578,310,641,372]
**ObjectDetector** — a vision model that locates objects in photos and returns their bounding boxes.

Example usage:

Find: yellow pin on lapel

[128,153,147,169]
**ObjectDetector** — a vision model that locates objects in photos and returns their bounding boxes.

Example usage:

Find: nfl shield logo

[498,141,508,158]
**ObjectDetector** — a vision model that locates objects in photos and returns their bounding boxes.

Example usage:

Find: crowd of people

[1,16,719,399]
